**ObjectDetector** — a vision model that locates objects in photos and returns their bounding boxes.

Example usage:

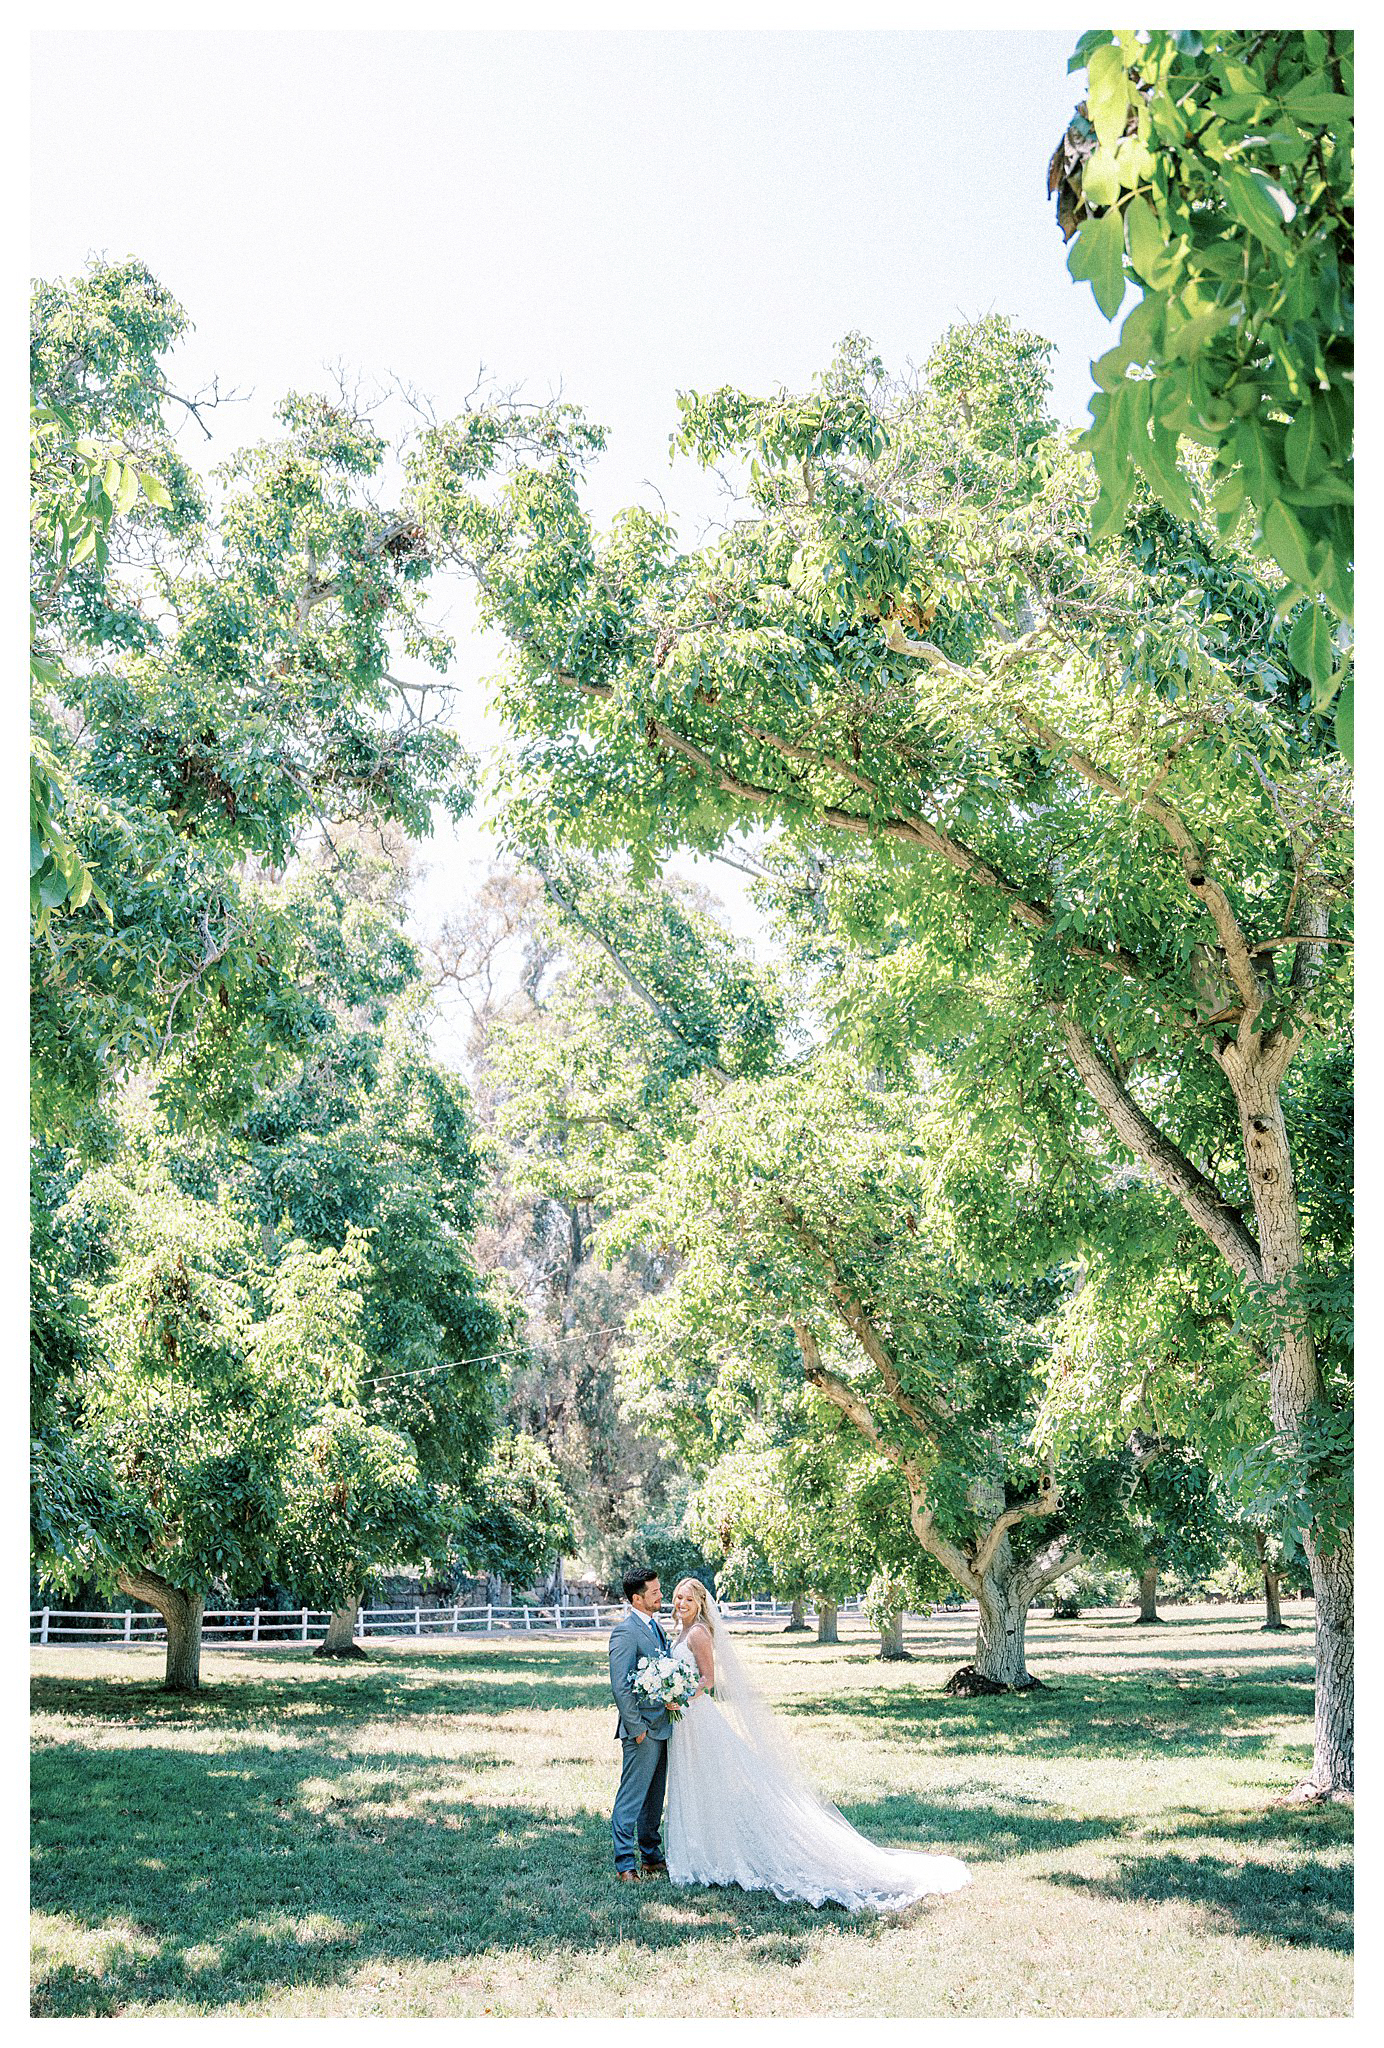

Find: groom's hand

[634,1732,646,1745]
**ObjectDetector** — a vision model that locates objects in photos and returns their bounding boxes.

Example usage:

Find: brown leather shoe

[614,1869,639,1885]
[640,1860,668,1879]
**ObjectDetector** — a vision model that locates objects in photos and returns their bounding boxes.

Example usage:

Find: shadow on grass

[34,1717,1351,2020]
[31,1630,1353,2016]
[30,1729,1157,2019]
[778,1672,1319,1763]
[31,1733,862,2016]
[1045,1802,1353,1955]
[838,1790,1124,1866]
[30,1645,613,1732]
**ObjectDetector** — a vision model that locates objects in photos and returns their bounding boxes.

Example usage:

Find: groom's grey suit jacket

[609,1608,673,1743]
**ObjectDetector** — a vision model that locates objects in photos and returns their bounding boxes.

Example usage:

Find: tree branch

[533,855,732,1084]
[971,1483,1060,1582]
[1289,892,1332,998]
[794,1322,979,1595]
[643,715,1140,977]
[1049,1002,1264,1284]
[1008,698,1265,1036]
[160,916,238,1053]
[778,1198,952,1430]
[1018,1538,1085,1603]
[548,664,1139,977]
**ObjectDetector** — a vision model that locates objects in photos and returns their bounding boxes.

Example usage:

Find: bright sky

[31,29,1114,1056]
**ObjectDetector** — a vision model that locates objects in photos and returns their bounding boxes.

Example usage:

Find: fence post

[413,1605,422,1637]
[252,1608,261,1645]
[40,1607,50,1646]
[300,1607,309,1644]
[454,1604,461,1635]
[485,1604,492,1633]
[123,1610,132,1646]
[524,1606,532,1633]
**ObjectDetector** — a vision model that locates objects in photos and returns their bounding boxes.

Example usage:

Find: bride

[663,1577,970,1912]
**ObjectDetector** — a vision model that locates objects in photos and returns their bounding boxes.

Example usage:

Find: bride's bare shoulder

[685,1620,715,1672]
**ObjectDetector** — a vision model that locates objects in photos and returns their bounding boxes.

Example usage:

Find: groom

[608,1566,672,1884]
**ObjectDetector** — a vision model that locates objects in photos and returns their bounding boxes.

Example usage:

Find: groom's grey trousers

[609,1612,672,1871]
[611,1727,669,1871]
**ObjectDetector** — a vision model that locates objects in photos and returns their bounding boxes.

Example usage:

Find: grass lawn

[30,1601,1352,2018]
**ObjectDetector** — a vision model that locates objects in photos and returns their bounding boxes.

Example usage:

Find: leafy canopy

[1051,31,1353,751]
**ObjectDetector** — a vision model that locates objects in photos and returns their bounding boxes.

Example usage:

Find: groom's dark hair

[622,1566,658,1602]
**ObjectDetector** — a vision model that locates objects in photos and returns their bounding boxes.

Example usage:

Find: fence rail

[30,1594,866,1648]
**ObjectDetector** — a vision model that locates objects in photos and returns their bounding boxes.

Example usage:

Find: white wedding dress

[664,1627,970,1912]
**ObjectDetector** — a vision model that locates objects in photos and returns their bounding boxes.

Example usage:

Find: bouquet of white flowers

[631,1652,701,1717]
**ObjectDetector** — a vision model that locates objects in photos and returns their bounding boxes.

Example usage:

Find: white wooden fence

[30,1594,865,1648]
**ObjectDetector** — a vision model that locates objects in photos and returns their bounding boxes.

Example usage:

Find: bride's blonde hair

[672,1577,715,1634]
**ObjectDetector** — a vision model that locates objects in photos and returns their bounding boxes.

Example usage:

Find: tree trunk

[816,1601,839,1644]
[878,1607,910,1659]
[117,1569,203,1693]
[315,1595,367,1659]
[970,1560,1033,1685]
[784,1596,808,1632]
[1254,1531,1285,1631]
[1221,1039,1352,1797]
[1299,1532,1353,1798]
[1263,1570,1284,1631]
[1054,955,1353,1798]
[1137,1566,1160,1624]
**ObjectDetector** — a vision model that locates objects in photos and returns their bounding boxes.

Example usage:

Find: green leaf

[1124,197,1166,284]
[1334,677,1353,764]
[1089,484,1128,542]
[1113,132,1155,188]
[1087,43,1131,150]
[1288,605,1335,687]
[140,473,174,510]
[1263,499,1315,589]
[1133,421,1193,520]
[1281,78,1354,125]
[115,463,140,515]
[1218,168,1290,250]
[1169,305,1233,362]
[1083,146,1122,210]
[1068,209,1128,319]
[70,529,97,565]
